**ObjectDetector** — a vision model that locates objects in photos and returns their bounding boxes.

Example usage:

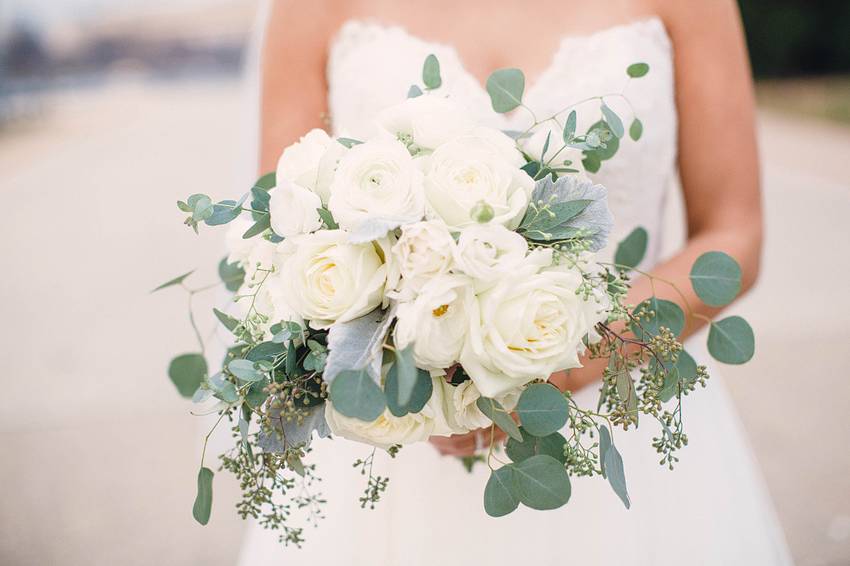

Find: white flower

[268,178,323,237]
[324,376,452,448]
[421,127,534,230]
[376,95,473,150]
[391,220,455,295]
[328,138,425,231]
[460,266,607,397]
[276,128,339,203]
[394,274,476,370]
[452,223,529,289]
[279,230,390,329]
[442,379,521,433]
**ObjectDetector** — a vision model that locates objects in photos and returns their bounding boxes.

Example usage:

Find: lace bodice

[327,17,678,266]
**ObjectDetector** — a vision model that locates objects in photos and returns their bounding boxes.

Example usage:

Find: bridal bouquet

[157,55,755,545]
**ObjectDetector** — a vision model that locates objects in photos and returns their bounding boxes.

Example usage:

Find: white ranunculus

[394,274,476,370]
[376,95,473,151]
[276,128,339,202]
[452,223,529,289]
[442,379,521,433]
[421,127,534,230]
[279,230,390,329]
[268,178,323,237]
[391,220,455,296]
[460,266,607,397]
[328,138,425,231]
[324,376,453,448]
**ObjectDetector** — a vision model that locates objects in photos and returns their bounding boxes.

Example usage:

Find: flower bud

[470,200,495,223]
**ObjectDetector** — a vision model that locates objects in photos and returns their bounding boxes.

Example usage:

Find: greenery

[156,53,758,541]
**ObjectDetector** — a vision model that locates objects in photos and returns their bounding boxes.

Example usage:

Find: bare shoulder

[648,0,743,39]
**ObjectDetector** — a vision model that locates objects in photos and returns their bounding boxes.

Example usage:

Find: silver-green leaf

[484,466,519,517]
[614,227,648,270]
[485,68,525,113]
[476,397,522,441]
[515,383,569,438]
[422,54,442,89]
[512,455,571,510]
[329,369,386,421]
[192,467,214,525]
[708,316,754,364]
[689,251,742,307]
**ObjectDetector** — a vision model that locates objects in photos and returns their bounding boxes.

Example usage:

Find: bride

[238,0,793,563]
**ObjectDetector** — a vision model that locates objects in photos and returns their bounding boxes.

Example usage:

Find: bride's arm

[258,1,351,174]
[550,0,762,391]
[434,1,761,455]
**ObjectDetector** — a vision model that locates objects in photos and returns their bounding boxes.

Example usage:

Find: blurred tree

[739,0,850,77]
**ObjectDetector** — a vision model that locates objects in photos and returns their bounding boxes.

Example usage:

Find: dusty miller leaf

[324,306,396,384]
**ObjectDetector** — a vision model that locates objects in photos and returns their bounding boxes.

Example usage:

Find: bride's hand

[429,427,507,457]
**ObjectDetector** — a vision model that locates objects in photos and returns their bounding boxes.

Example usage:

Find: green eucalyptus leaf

[611,356,638,425]
[708,316,755,364]
[689,251,743,307]
[486,68,525,113]
[512,455,571,510]
[563,110,577,142]
[151,270,194,293]
[168,353,207,398]
[422,54,442,89]
[484,466,520,517]
[337,137,364,149]
[254,172,276,191]
[245,341,285,363]
[407,84,423,98]
[598,424,612,478]
[614,227,648,270]
[629,118,643,141]
[213,308,240,332]
[242,215,270,239]
[627,62,650,78]
[582,152,601,173]
[506,428,567,464]
[630,297,685,340]
[208,372,239,404]
[659,350,698,402]
[228,359,263,382]
[329,369,386,421]
[385,366,433,417]
[476,397,522,441]
[192,467,214,525]
[392,345,418,406]
[515,383,569,437]
[601,103,625,138]
[218,258,245,293]
[603,439,630,509]
[205,200,238,226]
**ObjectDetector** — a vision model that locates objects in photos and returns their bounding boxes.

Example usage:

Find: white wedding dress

[238,15,793,566]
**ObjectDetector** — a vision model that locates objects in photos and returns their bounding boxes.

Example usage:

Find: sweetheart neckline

[332,15,670,110]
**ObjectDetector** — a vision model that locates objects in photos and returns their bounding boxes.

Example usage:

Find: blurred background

[1,1,848,565]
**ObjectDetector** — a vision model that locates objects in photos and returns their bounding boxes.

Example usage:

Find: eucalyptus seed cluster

[397,132,424,157]
[352,450,389,510]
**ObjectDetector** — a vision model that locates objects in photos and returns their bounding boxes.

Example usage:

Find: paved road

[0,78,848,566]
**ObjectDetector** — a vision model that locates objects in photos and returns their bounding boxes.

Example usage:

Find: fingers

[428,428,507,457]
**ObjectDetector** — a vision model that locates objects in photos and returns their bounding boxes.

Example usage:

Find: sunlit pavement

[0,78,848,566]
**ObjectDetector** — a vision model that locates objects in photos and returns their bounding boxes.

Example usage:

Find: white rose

[268,178,323,237]
[422,127,534,230]
[376,95,473,151]
[460,266,606,397]
[276,128,340,203]
[328,138,425,231]
[453,223,529,289]
[394,273,476,370]
[391,220,455,295]
[324,376,452,448]
[280,230,390,329]
[442,379,521,433]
